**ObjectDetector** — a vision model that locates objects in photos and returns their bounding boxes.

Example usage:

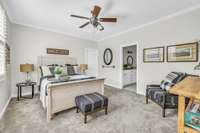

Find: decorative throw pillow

[165,72,183,83]
[160,80,175,91]
[160,72,185,91]
[67,65,75,75]
[62,66,68,76]
[40,66,52,76]
[176,73,187,83]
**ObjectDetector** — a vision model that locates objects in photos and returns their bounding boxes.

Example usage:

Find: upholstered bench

[75,92,108,124]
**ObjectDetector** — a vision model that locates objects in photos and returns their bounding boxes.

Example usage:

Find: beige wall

[10,24,98,96]
[98,8,200,95]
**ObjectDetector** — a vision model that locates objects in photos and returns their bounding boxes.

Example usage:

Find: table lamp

[80,64,88,74]
[20,64,34,82]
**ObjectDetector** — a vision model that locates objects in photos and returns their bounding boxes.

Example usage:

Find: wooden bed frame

[46,78,104,121]
[37,55,105,121]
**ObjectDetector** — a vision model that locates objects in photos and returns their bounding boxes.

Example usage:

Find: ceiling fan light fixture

[70,5,117,31]
[96,23,104,31]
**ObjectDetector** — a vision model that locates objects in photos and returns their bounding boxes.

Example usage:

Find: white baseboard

[0,96,11,120]
[105,83,122,89]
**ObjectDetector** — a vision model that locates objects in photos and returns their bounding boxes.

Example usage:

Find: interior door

[84,48,98,77]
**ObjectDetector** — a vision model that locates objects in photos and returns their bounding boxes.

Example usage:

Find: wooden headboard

[37,55,77,83]
[37,55,77,66]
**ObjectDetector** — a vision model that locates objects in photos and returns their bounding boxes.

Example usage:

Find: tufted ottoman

[75,92,108,123]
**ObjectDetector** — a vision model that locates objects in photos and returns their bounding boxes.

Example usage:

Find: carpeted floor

[0,86,177,133]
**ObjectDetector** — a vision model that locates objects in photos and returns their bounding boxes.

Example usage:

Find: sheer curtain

[0,4,7,77]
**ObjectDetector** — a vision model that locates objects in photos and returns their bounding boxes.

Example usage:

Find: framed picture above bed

[143,47,164,63]
[167,42,198,62]
[47,48,69,55]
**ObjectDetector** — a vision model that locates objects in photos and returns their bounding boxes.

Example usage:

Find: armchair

[146,72,186,117]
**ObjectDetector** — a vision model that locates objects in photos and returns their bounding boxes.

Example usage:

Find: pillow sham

[73,65,79,74]
[40,66,52,77]
[48,66,55,75]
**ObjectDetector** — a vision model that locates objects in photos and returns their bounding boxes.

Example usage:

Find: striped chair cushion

[75,92,108,113]
[148,88,178,106]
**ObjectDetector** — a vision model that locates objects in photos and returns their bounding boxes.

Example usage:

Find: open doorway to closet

[121,44,137,93]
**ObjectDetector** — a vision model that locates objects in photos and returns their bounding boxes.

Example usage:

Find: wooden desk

[170,76,200,133]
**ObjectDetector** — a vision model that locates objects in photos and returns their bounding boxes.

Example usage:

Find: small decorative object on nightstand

[80,64,88,74]
[20,63,34,82]
[16,82,36,101]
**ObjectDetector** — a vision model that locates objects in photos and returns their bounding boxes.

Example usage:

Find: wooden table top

[169,76,200,100]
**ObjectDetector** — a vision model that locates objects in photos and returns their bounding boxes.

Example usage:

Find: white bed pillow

[41,66,52,76]
[73,66,79,74]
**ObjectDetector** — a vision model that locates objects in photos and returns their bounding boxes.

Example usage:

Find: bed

[37,55,105,121]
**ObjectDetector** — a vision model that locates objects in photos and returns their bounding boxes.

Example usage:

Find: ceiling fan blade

[70,14,89,20]
[79,22,90,28]
[92,5,101,17]
[99,18,117,22]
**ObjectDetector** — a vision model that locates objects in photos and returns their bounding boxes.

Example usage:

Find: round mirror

[127,56,134,66]
[103,48,113,65]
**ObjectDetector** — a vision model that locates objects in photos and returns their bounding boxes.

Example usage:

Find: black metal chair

[146,72,186,117]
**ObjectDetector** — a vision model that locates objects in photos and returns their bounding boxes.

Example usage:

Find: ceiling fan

[70,5,117,31]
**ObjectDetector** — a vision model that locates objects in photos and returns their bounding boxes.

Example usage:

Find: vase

[55,74,60,80]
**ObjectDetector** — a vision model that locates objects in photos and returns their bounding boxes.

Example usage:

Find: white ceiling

[2,0,200,41]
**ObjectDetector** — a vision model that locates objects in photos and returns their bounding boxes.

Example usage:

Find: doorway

[120,43,138,93]
[84,48,98,77]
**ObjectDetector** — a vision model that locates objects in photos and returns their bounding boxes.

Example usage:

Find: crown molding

[2,0,200,43]
[98,4,200,42]
[12,21,97,43]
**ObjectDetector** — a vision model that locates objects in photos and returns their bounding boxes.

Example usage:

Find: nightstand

[16,82,36,101]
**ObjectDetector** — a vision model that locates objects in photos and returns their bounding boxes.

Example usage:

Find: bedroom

[1,0,200,133]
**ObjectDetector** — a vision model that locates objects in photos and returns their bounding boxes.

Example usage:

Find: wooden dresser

[170,76,200,133]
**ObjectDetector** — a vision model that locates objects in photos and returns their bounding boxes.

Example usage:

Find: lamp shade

[80,64,88,71]
[20,64,34,73]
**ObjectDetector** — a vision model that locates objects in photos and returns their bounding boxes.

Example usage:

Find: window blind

[0,4,6,42]
[0,4,7,76]
[0,41,5,75]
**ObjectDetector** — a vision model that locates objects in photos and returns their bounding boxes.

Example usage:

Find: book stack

[185,101,200,131]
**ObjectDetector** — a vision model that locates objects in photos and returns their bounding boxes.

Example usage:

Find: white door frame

[119,42,139,93]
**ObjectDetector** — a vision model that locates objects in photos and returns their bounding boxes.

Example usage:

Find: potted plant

[54,66,63,80]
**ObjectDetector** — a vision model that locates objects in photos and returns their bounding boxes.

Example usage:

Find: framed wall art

[143,47,164,63]
[47,48,69,55]
[167,42,198,62]
[103,48,113,65]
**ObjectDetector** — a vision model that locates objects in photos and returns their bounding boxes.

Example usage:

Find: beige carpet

[0,86,177,133]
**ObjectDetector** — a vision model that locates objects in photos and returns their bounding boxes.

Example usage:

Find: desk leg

[178,95,185,133]
[20,86,22,98]
[32,85,34,98]
[17,87,20,101]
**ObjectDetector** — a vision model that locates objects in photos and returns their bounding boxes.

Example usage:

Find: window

[0,42,5,75]
[0,4,7,76]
